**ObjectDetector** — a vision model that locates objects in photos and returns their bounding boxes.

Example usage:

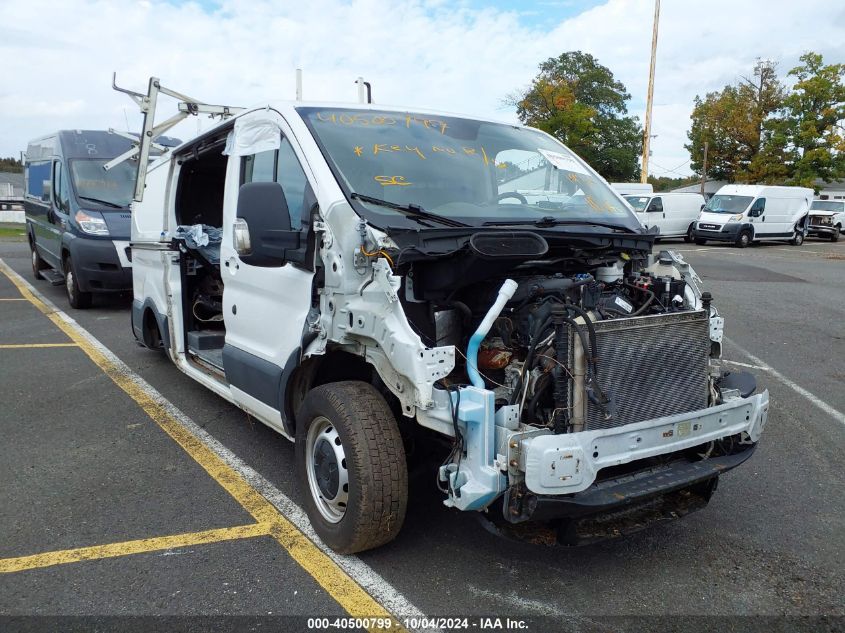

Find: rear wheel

[789,229,804,246]
[295,381,407,554]
[30,240,47,280]
[735,229,752,248]
[64,255,92,309]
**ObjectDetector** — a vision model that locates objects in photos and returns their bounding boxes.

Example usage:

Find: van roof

[714,184,814,197]
[27,130,137,160]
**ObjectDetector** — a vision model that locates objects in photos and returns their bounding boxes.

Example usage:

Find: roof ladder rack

[109,73,244,202]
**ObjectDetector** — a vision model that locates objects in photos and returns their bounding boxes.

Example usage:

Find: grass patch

[0,223,26,240]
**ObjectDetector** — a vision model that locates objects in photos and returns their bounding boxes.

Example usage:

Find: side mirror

[235,182,301,267]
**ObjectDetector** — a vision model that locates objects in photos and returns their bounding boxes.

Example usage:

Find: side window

[26,161,51,201]
[647,196,663,212]
[53,161,70,213]
[242,150,275,184]
[276,138,309,228]
[240,137,311,229]
[751,198,765,214]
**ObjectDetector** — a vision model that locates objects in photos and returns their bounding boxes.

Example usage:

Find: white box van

[623,192,705,241]
[693,184,813,248]
[611,182,653,196]
[126,94,769,553]
[808,199,844,242]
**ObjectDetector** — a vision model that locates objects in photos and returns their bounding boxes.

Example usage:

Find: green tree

[778,53,845,187]
[646,175,699,192]
[686,61,785,183]
[513,51,642,181]
[0,157,22,173]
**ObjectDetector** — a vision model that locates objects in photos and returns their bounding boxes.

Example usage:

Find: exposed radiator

[569,310,711,431]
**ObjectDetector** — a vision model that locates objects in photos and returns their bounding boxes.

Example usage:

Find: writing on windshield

[70,159,136,208]
[299,107,635,228]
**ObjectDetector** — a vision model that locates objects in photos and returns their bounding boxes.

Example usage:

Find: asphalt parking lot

[0,236,843,632]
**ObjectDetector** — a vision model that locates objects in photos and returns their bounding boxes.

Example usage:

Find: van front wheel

[64,256,92,309]
[684,225,695,243]
[735,229,752,248]
[295,381,408,554]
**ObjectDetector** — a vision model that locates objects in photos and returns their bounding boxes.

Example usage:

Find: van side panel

[131,247,172,348]
[132,160,172,241]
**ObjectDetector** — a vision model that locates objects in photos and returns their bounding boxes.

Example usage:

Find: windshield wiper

[483,216,638,234]
[350,193,469,228]
[78,196,124,209]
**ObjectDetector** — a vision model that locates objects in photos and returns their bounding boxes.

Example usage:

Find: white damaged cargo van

[693,184,813,248]
[129,98,769,552]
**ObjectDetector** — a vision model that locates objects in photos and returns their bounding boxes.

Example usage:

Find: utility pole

[640,0,660,184]
[753,58,773,151]
[700,140,709,196]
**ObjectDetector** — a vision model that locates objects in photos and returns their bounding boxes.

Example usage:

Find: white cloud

[1,0,843,177]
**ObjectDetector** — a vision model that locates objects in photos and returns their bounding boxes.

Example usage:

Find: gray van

[24,130,176,308]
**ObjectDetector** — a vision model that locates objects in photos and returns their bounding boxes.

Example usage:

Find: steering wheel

[497,191,528,204]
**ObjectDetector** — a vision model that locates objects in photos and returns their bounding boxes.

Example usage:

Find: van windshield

[810,201,844,212]
[704,195,753,214]
[624,195,650,211]
[70,159,137,209]
[298,107,638,231]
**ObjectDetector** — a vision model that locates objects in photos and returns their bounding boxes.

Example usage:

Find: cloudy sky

[2,0,844,177]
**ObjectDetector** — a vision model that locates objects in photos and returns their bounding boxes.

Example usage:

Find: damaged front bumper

[438,387,769,525]
[517,390,769,497]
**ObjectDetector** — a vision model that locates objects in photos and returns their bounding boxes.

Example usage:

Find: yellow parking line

[0,523,270,574]
[0,343,78,349]
[0,260,401,628]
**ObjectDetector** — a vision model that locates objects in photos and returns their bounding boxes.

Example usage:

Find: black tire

[684,224,694,243]
[694,238,707,245]
[831,226,840,243]
[789,229,804,246]
[63,255,92,309]
[295,381,407,554]
[30,239,47,280]
[735,229,752,248]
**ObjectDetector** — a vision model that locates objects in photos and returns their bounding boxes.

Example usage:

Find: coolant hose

[466,279,518,388]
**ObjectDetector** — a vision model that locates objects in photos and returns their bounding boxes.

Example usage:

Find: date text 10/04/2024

[306,617,529,630]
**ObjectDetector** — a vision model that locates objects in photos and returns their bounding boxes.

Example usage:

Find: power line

[648,158,692,178]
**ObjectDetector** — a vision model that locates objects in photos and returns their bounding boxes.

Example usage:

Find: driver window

[53,161,70,213]
[751,198,765,214]
[242,150,275,183]
[241,138,312,230]
[647,197,663,212]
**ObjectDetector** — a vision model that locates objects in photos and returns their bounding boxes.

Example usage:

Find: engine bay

[389,229,712,435]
